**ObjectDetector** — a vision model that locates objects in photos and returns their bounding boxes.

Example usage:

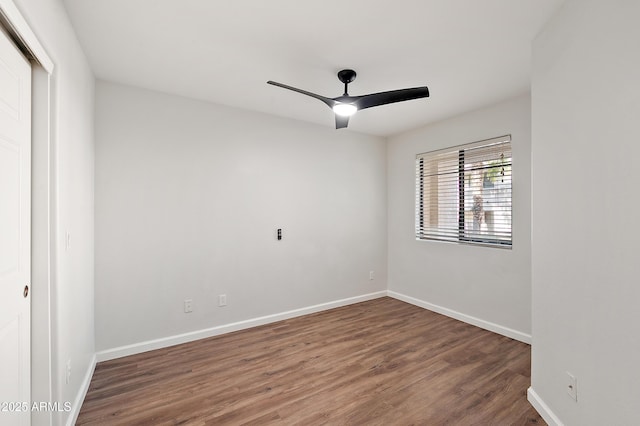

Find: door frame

[0,1,54,424]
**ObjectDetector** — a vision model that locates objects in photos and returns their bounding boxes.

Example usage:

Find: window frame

[415,135,512,249]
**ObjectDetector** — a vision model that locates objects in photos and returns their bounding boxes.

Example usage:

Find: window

[415,135,512,248]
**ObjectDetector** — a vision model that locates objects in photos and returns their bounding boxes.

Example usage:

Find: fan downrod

[337,69,356,95]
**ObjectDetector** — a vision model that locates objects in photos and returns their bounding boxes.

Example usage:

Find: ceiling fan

[267,69,429,129]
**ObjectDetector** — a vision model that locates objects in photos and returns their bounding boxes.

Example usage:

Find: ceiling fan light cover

[333,103,357,117]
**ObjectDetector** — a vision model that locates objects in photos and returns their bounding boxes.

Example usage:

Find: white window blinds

[415,135,512,248]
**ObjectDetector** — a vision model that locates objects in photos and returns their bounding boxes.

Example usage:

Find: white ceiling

[63,0,564,137]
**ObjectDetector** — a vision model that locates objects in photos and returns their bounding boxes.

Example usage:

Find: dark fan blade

[353,87,429,111]
[335,114,350,129]
[267,81,335,109]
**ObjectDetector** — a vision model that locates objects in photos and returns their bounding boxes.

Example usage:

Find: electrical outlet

[369,270,375,281]
[184,299,193,313]
[219,294,227,307]
[567,372,577,401]
[65,359,71,384]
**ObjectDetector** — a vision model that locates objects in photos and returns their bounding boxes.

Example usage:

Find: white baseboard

[66,353,96,426]
[96,291,387,362]
[387,290,531,344]
[528,387,564,426]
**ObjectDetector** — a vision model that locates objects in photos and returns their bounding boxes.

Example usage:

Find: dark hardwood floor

[77,297,543,425]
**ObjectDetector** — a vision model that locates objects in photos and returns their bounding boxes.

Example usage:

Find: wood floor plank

[77,297,544,425]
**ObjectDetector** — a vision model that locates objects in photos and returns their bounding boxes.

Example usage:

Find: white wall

[530,0,640,424]
[10,0,95,424]
[95,81,387,352]
[387,95,532,340]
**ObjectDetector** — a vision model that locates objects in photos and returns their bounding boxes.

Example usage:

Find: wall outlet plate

[567,372,577,401]
[66,359,71,384]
